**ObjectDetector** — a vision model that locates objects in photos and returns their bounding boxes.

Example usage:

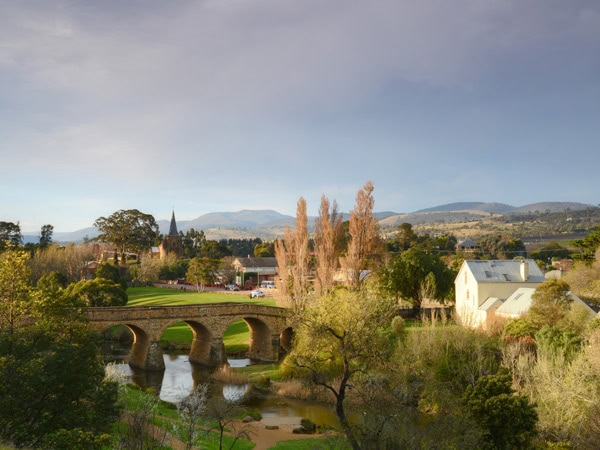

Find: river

[107,351,339,429]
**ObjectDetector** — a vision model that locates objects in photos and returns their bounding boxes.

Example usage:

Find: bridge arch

[87,303,292,371]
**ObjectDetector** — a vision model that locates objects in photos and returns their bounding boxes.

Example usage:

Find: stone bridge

[86,303,293,371]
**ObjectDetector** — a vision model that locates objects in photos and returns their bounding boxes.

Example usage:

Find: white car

[250,289,265,298]
[225,284,240,291]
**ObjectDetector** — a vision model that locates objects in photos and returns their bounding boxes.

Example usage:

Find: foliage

[507,334,600,446]
[571,225,600,260]
[313,195,344,297]
[95,261,127,289]
[94,209,159,260]
[39,224,54,249]
[158,253,189,281]
[253,241,274,257]
[186,257,219,291]
[530,241,571,262]
[65,278,128,307]
[379,247,455,309]
[285,287,396,450]
[28,242,95,285]
[527,279,574,330]
[339,180,381,291]
[0,245,32,332]
[563,249,600,305]
[478,234,526,259]
[0,246,120,448]
[463,370,538,449]
[0,221,22,250]
[275,197,311,308]
[535,326,583,362]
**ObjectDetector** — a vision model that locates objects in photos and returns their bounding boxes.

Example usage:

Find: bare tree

[314,195,343,296]
[176,384,208,450]
[340,181,381,290]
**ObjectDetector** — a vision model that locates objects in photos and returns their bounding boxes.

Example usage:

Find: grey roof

[479,297,503,312]
[456,238,479,248]
[168,211,179,236]
[463,259,545,283]
[235,257,278,268]
[496,287,535,316]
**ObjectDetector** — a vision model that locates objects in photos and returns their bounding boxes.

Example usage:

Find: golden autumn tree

[340,180,381,291]
[313,194,343,296]
[274,197,311,308]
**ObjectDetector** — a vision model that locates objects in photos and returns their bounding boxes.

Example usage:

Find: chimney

[520,260,529,281]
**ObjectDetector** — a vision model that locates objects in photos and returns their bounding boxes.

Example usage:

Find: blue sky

[2,0,599,232]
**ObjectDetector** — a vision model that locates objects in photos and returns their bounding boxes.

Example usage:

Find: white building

[454,259,546,328]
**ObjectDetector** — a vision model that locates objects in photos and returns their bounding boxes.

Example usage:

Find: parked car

[250,289,265,298]
[225,284,240,291]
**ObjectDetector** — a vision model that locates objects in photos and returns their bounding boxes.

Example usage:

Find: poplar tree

[340,181,381,291]
[313,194,343,296]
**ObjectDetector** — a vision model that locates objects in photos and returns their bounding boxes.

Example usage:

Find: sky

[1,0,599,233]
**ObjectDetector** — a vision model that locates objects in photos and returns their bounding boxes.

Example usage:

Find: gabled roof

[479,297,503,312]
[496,287,535,316]
[456,238,479,248]
[462,259,545,283]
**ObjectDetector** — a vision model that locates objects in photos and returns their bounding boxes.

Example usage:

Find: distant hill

[416,202,516,214]
[24,201,596,243]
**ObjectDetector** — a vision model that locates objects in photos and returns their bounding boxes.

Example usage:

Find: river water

[108,352,339,428]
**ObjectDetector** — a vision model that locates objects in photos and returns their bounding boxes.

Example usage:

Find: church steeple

[160,210,182,259]
[168,210,179,236]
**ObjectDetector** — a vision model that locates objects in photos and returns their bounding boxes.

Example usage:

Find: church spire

[168,210,179,236]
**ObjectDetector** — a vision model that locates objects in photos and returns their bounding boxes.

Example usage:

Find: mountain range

[22,201,597,244]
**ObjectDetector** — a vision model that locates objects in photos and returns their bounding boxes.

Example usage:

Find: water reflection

[107,353,339,428]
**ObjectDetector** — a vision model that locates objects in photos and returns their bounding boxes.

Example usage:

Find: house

[496,287,596,320]
[454,259,546,328]
[232,257,278,288]
[456,238,480,253]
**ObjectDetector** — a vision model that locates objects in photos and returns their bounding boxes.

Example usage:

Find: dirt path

[233,417,324,450]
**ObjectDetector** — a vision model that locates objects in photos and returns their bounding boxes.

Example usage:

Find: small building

[232,257,278,287]
[455,259,546,328]
[456,238,480,253]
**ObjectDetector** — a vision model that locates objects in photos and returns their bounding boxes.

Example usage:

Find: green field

[126,287,277,354]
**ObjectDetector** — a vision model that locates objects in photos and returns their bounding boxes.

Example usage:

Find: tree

[176,384,208,450]
[313,194,343,296]
[0,247,120,448]
[94,209,159,261]
[28,243,95,285]
[0,221,22,250]
[0,245,32,332]
[463,371,538,449]
[95,261,127,289]
[253,241,274,257]
[65,278,128,307]
[572,226,600,261]
[186,257,219,291]
[286,287,396,450]
[527,279,573,330]
[340,181,381,291]
[180,228,205,258]
[39,224,54,248]
[275,197,311,307]
[380,247,455,310]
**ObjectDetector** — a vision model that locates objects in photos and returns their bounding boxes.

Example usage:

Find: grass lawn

[125,287,277,353]
[127,286,276,307]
